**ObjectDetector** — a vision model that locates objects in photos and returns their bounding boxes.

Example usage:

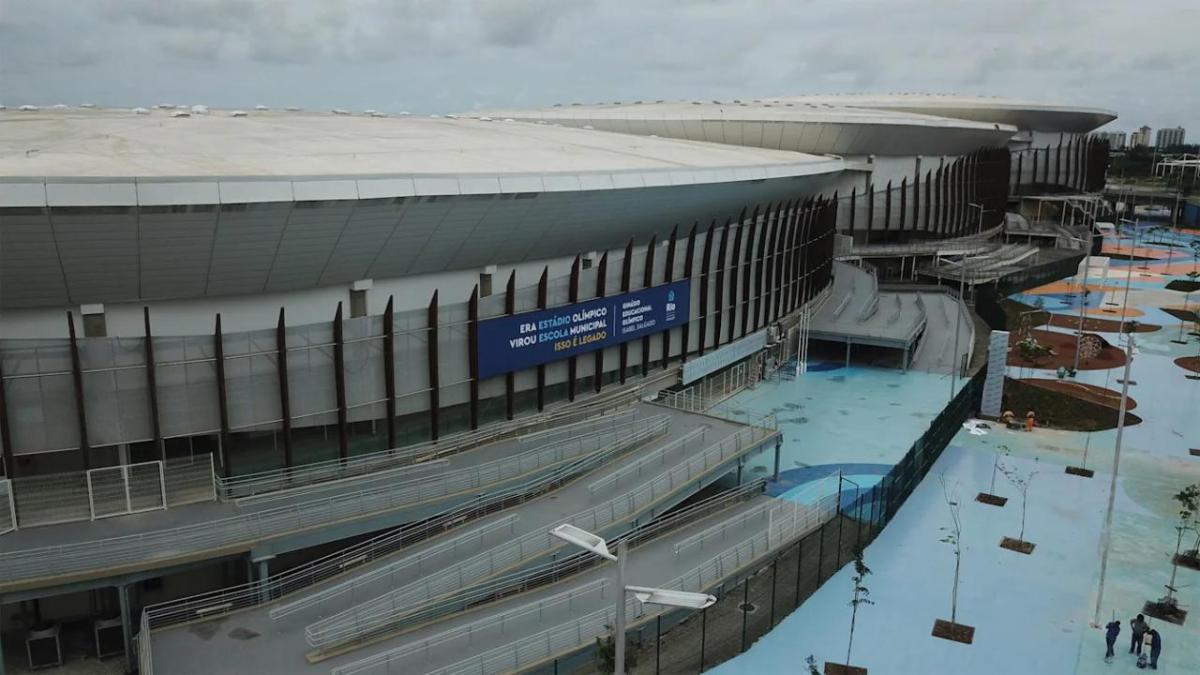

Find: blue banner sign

[476,279,692,379]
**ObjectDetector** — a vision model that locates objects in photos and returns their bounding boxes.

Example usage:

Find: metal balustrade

[331,580,612,675]
[266,417,670,622]
[0,479,15,535]
[215,405,639,501]
[144,419,665,631]
[267,515,520,621]
[343,487,826,675]
[0,416,669,585]
[325,481,770,643]
[586,427,708,496]
[304,421,776,652]
[137,610,153,675]
[5,454,215,530]
[672,477,837,559]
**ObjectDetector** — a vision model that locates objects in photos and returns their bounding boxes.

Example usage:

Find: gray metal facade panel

[367,200,453,279]
[205,203,292,296]
[51,208,140,301]
[139,207,219,299]
[318,199,407,286]
[0,210,70,307]
[407,198,496,275]
[265,202,355,291]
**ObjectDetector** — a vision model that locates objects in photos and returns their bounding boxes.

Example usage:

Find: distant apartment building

[1130,125,1153,147]
[1155,126,1186,148]
[1098,130,1127,149]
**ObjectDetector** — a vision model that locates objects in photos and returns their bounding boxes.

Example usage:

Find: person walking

[1104,619,1121,661]
[1148,628,1162,670]
[1130,614,1148,655]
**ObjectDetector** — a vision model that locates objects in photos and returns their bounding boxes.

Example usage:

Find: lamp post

[939,257,969,399]
[1063,232,1093,376]
[550,524,717,675]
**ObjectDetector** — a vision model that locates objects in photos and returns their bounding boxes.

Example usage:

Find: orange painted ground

[1007,329,1127,371]
[1026,280,1123,295]
[1044,313,1160,333]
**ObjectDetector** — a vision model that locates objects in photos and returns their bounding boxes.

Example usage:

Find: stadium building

[0,95,1114,674]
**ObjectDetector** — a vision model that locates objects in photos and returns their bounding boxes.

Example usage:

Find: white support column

[118,584,132,675]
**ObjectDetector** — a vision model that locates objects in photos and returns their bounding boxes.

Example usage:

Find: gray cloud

[0,0,1197,132]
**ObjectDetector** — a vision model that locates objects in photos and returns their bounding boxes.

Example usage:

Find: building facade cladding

[1155,126,1186,148]
[0,172,841,312]
[0,198,837,478]
[1009,133,1110,195]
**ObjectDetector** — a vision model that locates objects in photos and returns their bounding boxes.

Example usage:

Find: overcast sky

[2,0,1197,133]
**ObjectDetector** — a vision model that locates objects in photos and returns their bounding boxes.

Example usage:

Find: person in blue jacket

[1148,628,1162,669]
[1104,619,1121,660]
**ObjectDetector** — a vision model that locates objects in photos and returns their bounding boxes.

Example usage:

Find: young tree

[1001,465,1039,545]
[1181,484,1200,559]
[1175,270,1199,343]
[806,655,821,675]
[938,475,964,625]
[1166,484,1200,599]
[988,447,1010,496]
[844,549,874,668]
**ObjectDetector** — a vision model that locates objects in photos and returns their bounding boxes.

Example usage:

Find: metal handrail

[366,481,768,640]
[269,418,671,623]
[586,427,708,495]
[343,491,832,675]
[0,416,669,585]
[141,418,670,630]
[304,422,777,651]
[215,406,639,500]
[137,610,153,675]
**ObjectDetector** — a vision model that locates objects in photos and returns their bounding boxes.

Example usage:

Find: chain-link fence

[523,366,986,675]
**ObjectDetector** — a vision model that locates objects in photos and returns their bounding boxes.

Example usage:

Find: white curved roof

[0,108,847,309]
[474,99,1018,157]
[768,94,1117,133]
[0,108,842,207]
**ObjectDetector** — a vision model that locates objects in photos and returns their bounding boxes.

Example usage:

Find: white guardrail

[142,416,670,635]
[216,408,638,501]
[303,419,777,653]
[267,415,672,619]
[333,490,833,675]
[0,416,669,584]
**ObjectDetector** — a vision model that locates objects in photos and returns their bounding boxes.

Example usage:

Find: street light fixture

[627,586,717,609]
[550,524,716,675]
[549,523,617,561]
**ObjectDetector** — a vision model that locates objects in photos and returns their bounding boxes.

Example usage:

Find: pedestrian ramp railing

[215,407,640,501]
[5,454,215,531]
[331,580,613,675]
[267,416,670,622]
[87,460,167,520]
[0,479,15,536]
[137,609,154,675]
[339,479,827,675]
[514,409,638,449]
[0,419,668,584]
[268,515,520,621]
[230,460,449,508]
[143,418,670,631]
[672,476,837,560]
[586,427,708,496]
[318,481,768,646]
[303,422,776,652]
